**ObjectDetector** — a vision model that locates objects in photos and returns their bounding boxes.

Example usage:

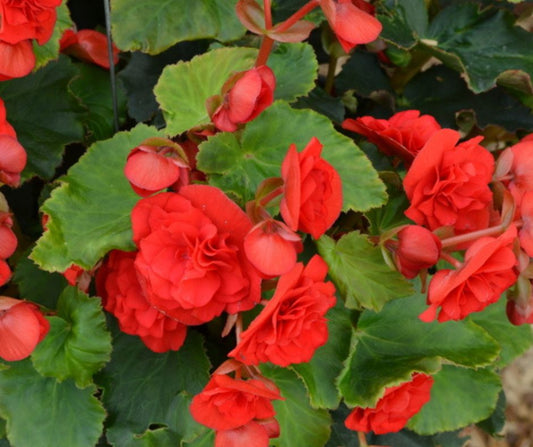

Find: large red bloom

[96,250,187,353]
[420,225,518,322]
[229,255,336,366]
[0,296,49,361]
[345,373,434,435]
[190,374,281,431]
[280,137,342,239]
[207,65,275,132]
[319,0,382,52]
[131,186,262,325]
[403,129,494,233]
[342,110,441,165]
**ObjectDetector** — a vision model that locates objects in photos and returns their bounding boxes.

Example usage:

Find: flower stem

[440,224,510,249]
[255,36,275,66]
[439,251,463,269]
[357,431,369,447]
[259,185,284,207]
[263,0,272,29]
[324,53,338,94]
[274,0,319,33]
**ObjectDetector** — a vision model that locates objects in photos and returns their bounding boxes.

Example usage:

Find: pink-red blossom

[60,29,119,69]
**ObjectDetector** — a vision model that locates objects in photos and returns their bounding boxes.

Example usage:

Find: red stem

[263,0,272,29]
[259,185,284,207]
[274,0,320,33]
[255,36,275,66]
[440,223,519,249]
[439,252,463,269]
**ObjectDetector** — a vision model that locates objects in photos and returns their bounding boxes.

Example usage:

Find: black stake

[103,0,119,132]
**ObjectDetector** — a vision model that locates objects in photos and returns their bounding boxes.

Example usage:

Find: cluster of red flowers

[0,0,62,79]
[344,109,533,326]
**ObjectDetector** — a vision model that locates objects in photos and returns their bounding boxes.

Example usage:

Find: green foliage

[111,0,245,54]
[0,360,106,447]
[198,101,386,209]
[0,56,85,180]
[31,286,112,388]
[317,232,413,311]
[31,124,163,272]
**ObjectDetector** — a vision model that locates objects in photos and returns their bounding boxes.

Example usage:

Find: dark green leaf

[317,233,413,311]
[0,56,85,180]
[335,51,393,96]
[31,124,163,272]
[260,365,331,447]
[31,286,112,388]
[0,360,105,447]
[476,390,506,436]
[338,294,500,407]
[198,101,386,211]
[293,87,345,123]
[408,366,501,435]
[378,0,428,50]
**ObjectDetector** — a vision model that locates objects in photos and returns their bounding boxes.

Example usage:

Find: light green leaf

[33,2,74,70]
[0,56,85,181]
[154,47,257,135]
[0,360,105,447]
[291,300,353,409]
[100,328,210,446]
[317,233,413,311]
[338,294,501,407]
[31,124,163,272]
[408,366,501,435]
[32,286,112,388]
[111,0,245,54]
[198,101,386,210]
[260,366,331,447]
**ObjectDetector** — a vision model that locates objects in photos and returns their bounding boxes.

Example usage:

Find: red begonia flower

[0,134,27,187]
[124,144,189,197]
[420,225,518,323]
[403,129,494,233]
[0,99,16,137]
[345,373,434,434]
[0,0,62,45]
[280,137,342,239]
[0,297,50,361]
[215,421,270,447]
[319,0,382,52]
[505,139,533,210]
[395,225,441,279]
[243,218,302,277]
[0,212,16,259]
[229,255,336,366]
[96,250,187,353]
[60,29,119,69]
[0,259,11,286]
[0,40,35,81]
[190,374,282,431]
[131,186,261,325]
[518,191,533,257]
[342,110,441,165]
[207,66,275,132]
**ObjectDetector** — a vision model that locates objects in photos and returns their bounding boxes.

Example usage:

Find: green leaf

[154,47,257,135]
[198,101,386,210]
[99,328,210,446]
[31,286,112,388]
[476,390,506,436]
[0,56,85,181]
[33,2,74,70]
[260,366,331,447]
[293,87,345,123]
[378,0,428,50]
[469,300,533,368]
[338,294,501,407]
[31,124,163,272]
[424,3,533,93]
[70,63,128,142]
[268,43,318,102]
[13,252,68,309]
[291,300,352,409]
[0,360,105,447]
[408,366,501,435]
[317,233,413,311]
[111,0,245,54]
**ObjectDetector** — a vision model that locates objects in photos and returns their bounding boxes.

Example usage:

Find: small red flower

[60,29,119,69]
[319,0,382,52]
[190,374,282,431]
[345,373,434,435]
[229,255,336,367]
[0,212,16,260]
[403,129,494,233]
[342,110,441,165]
[207,66,275,132]
[395,225,441,279]
[0,99,16,137]
[0,135,27,187]
[96,250,187,353]
[420,225,518,322]
[0,297,50,361]
[280,137,342,239]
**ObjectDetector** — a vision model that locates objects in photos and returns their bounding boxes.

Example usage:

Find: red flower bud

[0,134,27,187]
[0,297,50,361]
[207,66,275,132]
[395,225,441,279]
[60,29,120,69]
